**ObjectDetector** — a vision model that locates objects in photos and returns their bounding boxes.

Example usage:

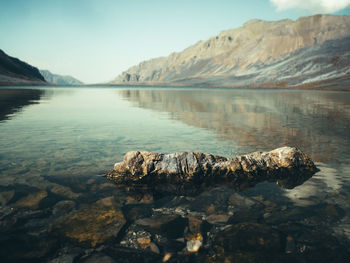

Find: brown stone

[149,242,160,254]
[213,223,281,252]
[95,196,116,207]
[135,215,178,230]
[206,214,229,224]
[54,200,125,247]
[188,216,202,233]
[162,253,172,262]
[137,237,151,249]
[140,193,154,204]
[49,184,80,199]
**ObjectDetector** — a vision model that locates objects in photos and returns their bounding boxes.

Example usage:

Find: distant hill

[0,49,46,85]
[112,14,350,88]
[39,69,83,86]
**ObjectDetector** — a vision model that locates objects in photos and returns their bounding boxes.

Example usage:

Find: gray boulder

[106,147,317,194]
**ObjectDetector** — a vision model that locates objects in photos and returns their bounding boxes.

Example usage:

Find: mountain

[39,69,83,85]
[0,49,46,85]
[112,14,350,88]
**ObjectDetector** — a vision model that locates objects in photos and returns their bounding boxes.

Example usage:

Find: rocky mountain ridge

[0,49,46,85]
[39,69,83,86]
[112,14,350,87]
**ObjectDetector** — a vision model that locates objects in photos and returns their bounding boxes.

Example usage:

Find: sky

[0,0,349,84]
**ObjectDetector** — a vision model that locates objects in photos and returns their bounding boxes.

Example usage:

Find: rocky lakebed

[1,147,350,263]
[1,87,350,263]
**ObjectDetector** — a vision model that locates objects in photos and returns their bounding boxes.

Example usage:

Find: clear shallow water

[0,87,350,262]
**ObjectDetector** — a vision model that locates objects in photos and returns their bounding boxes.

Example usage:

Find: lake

[0,87,350,262]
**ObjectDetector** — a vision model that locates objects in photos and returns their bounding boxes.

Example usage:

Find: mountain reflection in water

[119,88,350,164]
[0,88,44,121]
[0,87,349,262]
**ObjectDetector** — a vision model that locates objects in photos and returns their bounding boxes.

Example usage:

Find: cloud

[270,0,350,13]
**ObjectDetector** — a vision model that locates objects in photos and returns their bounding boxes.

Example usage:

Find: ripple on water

[0,87,350,262]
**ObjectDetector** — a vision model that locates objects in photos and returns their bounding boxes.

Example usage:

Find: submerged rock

[14,190,48,209]
[186,233,203,253]
[54,198,125,247]
[135,214,188,239]
[0,190,15,206]
[213,223,282,252]
[106,147,317,194]
[206,214,229,225]
[82,253,116,263]
[52,200,76,216]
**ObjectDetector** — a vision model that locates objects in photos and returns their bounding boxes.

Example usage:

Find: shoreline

[1,76,350,91]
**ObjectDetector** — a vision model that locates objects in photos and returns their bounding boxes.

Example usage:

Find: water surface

[0,87,350,262]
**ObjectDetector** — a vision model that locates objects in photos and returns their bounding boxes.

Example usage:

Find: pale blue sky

[0,0,349,83]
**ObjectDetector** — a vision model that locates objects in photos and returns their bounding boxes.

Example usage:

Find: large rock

[54,197,126,247]
[207,223,282,263]
[106,147,317,194]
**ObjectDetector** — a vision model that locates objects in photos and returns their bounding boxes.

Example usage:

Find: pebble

[263,212,271,219]
[137,237,151,249]
[83,253,116,263]
[186,233,203,253]
[149,242,160,254]
[140,194,153,204]
[162,253,172,262]
[206,214,229,224]
[285,236,295,254]
[48,254,75,263]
